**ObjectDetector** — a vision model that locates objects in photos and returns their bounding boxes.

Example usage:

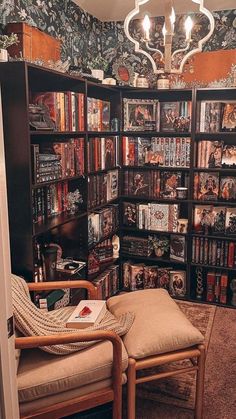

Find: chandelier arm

[171,42,191,59]
[124,0,164,74]
[144,41,163,59]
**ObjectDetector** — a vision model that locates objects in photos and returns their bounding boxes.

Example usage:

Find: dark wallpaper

[0,1,235,76]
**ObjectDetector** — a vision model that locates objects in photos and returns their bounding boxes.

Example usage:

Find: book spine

[206,271,215,302]
[220,274,228,304]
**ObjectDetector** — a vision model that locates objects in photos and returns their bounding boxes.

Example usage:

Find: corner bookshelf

[0,62,235,308]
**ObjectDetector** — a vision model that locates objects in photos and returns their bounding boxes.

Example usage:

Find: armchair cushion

[107,289,204,359]
[18,340,128,403]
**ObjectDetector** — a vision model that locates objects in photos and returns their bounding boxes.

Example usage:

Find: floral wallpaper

[0,1,235,77]
[0,0,102,67]
[102,9,236,77]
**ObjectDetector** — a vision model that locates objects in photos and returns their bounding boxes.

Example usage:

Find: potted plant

[0,33,19,62]
[150,235,170,257]
[87,54,109,81]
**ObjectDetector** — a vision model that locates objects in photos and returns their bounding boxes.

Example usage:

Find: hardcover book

[143,266,158,288]
[221,103,236,131]
[198,172,219,201]
[130,264,144,290]
[169,270,186,297]
[225,208,236,234]
[160,101,191,132]
[150,204,169,231]
[131,171,150,196]
[160,171,182,199]
[222,145,236,167]
[123,202,137,226]
[199,101,222,133]
[66,300,106,329]
[193,205,214,233]
[170,235,186,262]
[220,176,236,200]
[212,207,226,234]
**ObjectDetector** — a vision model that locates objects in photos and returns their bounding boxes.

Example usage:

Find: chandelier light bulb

[143,14,151,41]
[170,7,176,27]
[185,16,194,42]
[162,23,167,45]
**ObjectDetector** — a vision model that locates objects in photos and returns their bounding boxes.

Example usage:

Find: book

[199,101,222,133]
[169,270,186,297]
[170,235,186,262]
[66,300,107,329]
[225,208,236,234]
[160,101,191,132]
[197,140,223,168]
[206,271,215,302]
[123,202,137,226]
[220,176,236,200]
[212,207,226,234]
[220,273,228,304]
[197,172,219,201]
[222,145,236,167]
[221,103,236,131]
[193,205,213,233]
[131,171,150,196]
[160,171,182,199]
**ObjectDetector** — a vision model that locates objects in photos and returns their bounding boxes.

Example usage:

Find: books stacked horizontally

[192,237,236,268]
[31,139,85,184]
[92,265,120,299]
[31,91,84,132]
[122,136,191,168]
[88,169,119,209]
[123,169,188,199]
[122,261,186,297]
[87,97,110,131]
[206,271,228,304]
[121,234,186,262]
[123,202,179,232]
[196,141,236,168]
[66,300,106,329]
[197,101,236,132]
[193,205,236,235]
[88,204,119,246]
[193,172,236,201]
[88,236,119,278]
[88,136,119,172]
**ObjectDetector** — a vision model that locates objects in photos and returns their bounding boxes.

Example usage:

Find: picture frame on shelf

[123,98,158,131]
[112,59,135,86]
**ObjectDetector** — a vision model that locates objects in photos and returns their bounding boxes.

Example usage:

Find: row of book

[123,201,180,232]
[196,141,236,168]
[31,91,84,131]
[123,136,191,167]
[32,182,69,223]
[92,265,120,299]
[123,261,186,297]
[88,236,118,277]
[123,169,188,199]
[31,139,84,184]
[193,205,236,235]
[192,237,236,268]
[121,234,186,262]
[88,136,119,172]
[206,271,229,304]
[88,204,119,246]
[88,169,119,209]
[193,173,236,201]
[197,101,236,133]
[87,97,110,131]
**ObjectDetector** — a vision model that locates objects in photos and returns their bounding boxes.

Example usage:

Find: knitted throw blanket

[12,275,134,355]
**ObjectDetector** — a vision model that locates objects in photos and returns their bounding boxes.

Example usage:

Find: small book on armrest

[66,300,107,329]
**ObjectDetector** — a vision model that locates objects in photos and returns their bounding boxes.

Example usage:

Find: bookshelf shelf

[88,167,121,176]
[88,228,119,250]
[190,232,236,240]
[121,254,187,265]
[121,196,190,204]
[190,262,236,271]
[121,226,188,236]
[88,198,119,212]
[189,298,235,310]
[193,167,236,173]
[30,131,87,137]
[87,131,120,136]
[33,210,87,237]
[123,165,190,171]
[122,131,191,137]
[32,175,85,188]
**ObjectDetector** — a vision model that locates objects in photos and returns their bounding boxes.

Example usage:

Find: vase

[154,248,164,257]
[0,49,8,62]
[91,69,104,81]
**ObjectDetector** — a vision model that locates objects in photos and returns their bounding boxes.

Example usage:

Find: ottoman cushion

[107,289,204,359]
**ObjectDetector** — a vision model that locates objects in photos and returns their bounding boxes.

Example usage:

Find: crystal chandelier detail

[124,0,215,74]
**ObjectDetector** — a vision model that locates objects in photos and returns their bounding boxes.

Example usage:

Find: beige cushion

[107,289,204,359]
[18,340,128,403]
[20,375,127,416]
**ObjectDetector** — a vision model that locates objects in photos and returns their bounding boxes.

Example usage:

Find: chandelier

[124,0,215,74]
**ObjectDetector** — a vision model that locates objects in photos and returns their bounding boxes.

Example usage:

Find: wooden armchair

[15,280,124,419]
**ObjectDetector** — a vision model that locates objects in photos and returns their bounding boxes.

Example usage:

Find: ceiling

[74,0,236,21]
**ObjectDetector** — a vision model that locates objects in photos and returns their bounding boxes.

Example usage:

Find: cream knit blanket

[12,274,134,355]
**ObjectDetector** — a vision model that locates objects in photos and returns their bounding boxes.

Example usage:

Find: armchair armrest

[28,280,98,299]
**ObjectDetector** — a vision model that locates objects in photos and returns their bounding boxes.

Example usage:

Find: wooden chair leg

[195,344,206,419]
[127,358,136,419]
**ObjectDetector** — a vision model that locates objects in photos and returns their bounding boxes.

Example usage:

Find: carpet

[136,300,216,410]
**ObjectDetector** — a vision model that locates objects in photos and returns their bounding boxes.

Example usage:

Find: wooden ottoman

[107,289,205,419]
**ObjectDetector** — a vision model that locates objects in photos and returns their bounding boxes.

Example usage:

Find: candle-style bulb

[170,7,176,25]
[185,16,193,42]
[162,23,167,45]
[143,14,151,41]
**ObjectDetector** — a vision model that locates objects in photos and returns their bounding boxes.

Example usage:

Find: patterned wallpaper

[102,9,236,76]
[0,1,235,76]
[0,0,102,67]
